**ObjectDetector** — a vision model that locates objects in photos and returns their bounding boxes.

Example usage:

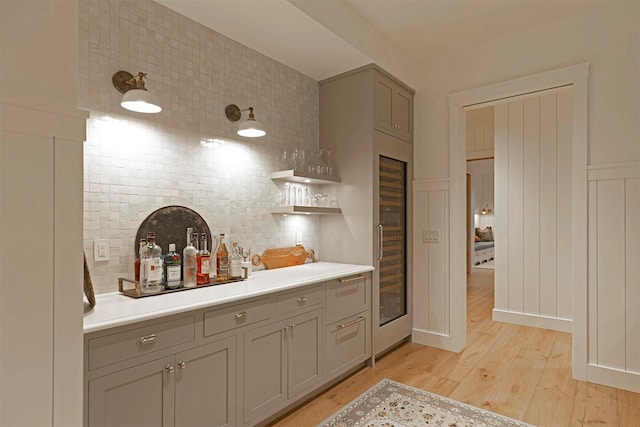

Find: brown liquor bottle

[216,234,229,281]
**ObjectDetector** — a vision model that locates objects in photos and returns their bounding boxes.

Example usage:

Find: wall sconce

[112,71,162,114]
[225,104,266,137]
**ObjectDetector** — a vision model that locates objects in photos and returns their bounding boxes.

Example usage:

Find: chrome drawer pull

[338,275,364,284]
[297,296,307,303]
[177,360,187,369]
[165,364,174,374]
[136,334,158,346]
[337,316,365,329]
[235,311,248,320]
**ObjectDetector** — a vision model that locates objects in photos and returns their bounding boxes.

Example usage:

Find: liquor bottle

[216,234,229,281]
[183,228,197,288]
[197,233,211,285]
[141,232,163,294]
[134,238,146,281]
[229,242,242,279]
[163,243,182,289]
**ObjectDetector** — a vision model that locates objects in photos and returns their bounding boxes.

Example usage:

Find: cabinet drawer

[326,311,370,378]
[87,315,195,370]
[326,274,368,323]
[204,297,275,337]
[276,284,324,315]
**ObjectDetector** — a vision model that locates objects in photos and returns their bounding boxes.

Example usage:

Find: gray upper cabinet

[374,72,414,142]
[320,64,414,145]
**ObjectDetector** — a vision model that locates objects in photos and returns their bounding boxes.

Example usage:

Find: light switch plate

[94,239,110,261]
[422,230,440,243]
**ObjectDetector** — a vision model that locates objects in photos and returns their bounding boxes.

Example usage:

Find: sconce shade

[113,70,162,114]
[237,117,266,137]
[225,104,266,138]
[121,89,162,113]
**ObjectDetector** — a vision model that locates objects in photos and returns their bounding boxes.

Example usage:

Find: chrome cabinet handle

[235,311,248,320]
[165,364,175,374]
[337,316,365,329]
[338,275,363,284]
[377,224,384,261]
[282,325,290,332]
[137,334,157,346]
[297,296,307,303]
[177,360,186,369]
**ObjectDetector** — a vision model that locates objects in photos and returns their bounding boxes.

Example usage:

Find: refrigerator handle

[377,224,384,261]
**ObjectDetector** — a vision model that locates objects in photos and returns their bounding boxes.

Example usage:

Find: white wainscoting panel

[587,163,640,392]
[493,90,573,331]
[412,179,451,348]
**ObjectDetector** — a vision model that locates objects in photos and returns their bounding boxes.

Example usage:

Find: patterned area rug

[318,379,534,427]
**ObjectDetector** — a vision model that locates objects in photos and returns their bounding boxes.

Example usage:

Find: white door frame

[447,63,589,380]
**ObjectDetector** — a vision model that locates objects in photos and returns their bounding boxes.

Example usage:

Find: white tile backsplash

[80,0,321,294]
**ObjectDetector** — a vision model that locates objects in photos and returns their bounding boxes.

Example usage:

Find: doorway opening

[448,63,588,380]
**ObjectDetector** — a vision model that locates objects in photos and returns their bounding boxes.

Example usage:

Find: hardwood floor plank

[268,269,640,427]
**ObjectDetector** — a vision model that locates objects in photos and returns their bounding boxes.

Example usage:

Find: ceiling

[156,0,606,81]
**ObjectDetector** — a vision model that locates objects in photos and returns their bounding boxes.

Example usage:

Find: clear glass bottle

[216,233,229,281]
[163,243,182,289]
[141,232,163,294]
[197,233,211,285]
[182,228,197,288]
[134,238,146,282]
[229,242,242,279]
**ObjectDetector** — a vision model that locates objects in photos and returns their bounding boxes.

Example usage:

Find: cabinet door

[243,322,286,424]
[326,312,370,379]
[87,356,174,427]
[394,85,413,142]
[374,73,395,135]
[286,309,324,398]
[174,337,237,427]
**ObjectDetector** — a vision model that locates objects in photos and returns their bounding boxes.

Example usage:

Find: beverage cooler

[374,148,412,355]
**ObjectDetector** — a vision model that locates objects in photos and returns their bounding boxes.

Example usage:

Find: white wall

[412,1,639,391]
[79,0,322,294]
[1,1,86,425]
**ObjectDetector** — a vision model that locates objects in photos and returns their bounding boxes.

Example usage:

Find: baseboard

[412,328,462,352]
[587,363,640,393]
[492,309,572,333]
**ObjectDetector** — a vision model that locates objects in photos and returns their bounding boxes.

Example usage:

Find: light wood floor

[269,269,640,426]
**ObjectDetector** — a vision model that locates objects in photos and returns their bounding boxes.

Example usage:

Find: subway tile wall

[79,0,320,294]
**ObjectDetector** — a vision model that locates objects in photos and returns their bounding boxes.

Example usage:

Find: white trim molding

[492,309,572,333]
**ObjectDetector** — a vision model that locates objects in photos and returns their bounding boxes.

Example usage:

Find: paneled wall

[79,0,320,294]
[587,163,640,391]
[412,179,450,347]
[493,90,573,331]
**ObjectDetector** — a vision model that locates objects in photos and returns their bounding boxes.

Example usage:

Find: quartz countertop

[83,262,374,334]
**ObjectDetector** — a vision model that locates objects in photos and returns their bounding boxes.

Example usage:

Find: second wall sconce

[225,104,266,137]
[112,70,162,114]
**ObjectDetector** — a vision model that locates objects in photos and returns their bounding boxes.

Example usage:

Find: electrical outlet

[422,230,440,244]
[295,231,302,246]
[94,239,110,261]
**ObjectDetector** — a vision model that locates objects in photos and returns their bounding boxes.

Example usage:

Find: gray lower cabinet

[87,336,236,427]
[242,308,323,426]
[175,338,237,427]
[88,356,173,427]
[85,273,371,427]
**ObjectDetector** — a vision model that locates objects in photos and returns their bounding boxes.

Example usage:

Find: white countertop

[83,262,374,334]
